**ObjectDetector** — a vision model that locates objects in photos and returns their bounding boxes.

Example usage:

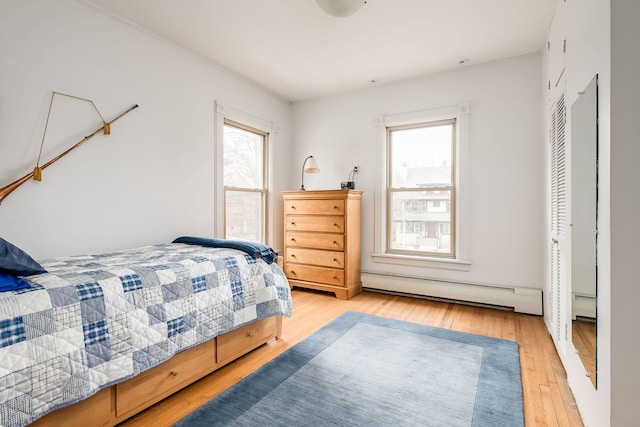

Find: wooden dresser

[282,190,362,299]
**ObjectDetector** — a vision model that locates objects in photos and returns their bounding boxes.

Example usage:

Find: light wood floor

[118,289,584,427]
[572,319,597,388]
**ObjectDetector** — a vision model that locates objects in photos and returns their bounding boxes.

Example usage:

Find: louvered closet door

[550,93,567,343]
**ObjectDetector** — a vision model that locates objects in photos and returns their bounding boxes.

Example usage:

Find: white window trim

[213,101,278,244]
[372,103,471,271]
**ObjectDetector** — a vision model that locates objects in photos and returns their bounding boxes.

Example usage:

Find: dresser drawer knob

[291,205,296,209]
[333,241,338,245]
[290,238,296,242]
[291,254,296,258]
[333,258,338,262]
[333,205,338,209]
[291,222,296,226]
[290,270,297,276]
[247,332,254,337]
[170,371,178,377]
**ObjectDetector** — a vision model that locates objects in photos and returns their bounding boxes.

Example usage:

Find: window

[373,104,469,270]
[223,120,267,242]
[387,119,456,258]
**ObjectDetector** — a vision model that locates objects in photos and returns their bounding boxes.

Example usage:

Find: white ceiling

[86,0,557,102]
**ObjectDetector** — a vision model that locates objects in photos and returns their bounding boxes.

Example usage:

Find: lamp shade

[304,156,320,173]
[300,155,320,190]
[315,0,365,17]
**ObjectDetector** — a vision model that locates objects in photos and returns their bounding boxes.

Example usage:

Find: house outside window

[387,119,456,258]
[223,120,268,242]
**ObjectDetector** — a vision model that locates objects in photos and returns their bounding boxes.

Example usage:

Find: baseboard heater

[572,294,596,319]
[361,272,542,315]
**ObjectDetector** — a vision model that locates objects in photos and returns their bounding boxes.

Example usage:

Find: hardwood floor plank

[485,307,504,339]
[540,383,560,426]
[118,289,583,427]
[404,297,438,325]
[548,380,573,427]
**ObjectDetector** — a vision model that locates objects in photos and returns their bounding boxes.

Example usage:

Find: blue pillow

[0,272,31,292]
[0,237,47,276]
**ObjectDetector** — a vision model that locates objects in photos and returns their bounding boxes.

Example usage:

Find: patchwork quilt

[0,243,292,427]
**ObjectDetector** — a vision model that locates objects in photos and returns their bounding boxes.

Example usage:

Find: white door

[550,93,567,343]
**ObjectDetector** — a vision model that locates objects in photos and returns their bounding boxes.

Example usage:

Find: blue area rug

[174,311,523,426]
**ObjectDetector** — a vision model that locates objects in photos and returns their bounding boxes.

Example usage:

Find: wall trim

[361,272,542,315]
[572,294,596,319]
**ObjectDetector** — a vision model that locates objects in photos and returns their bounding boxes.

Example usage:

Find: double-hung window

[373,104,469,269]
[387,119,456,258]
[223,120,268,242]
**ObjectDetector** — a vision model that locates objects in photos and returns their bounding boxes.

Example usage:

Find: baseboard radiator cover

[572,294,596,319]
[361,272,542,315]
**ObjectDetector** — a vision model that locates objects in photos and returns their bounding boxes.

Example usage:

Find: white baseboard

[361,272,542,315]
[572,294,596,319]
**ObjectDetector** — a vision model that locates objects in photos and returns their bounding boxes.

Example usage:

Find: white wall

[0,0,292,260]
[543,1,611,425]
[291,55,545,291]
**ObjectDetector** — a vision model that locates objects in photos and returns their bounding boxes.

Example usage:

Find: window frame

[214,102,276,245]
[386,118,457,258]
[372,104,471,271]
[223,119,268,242]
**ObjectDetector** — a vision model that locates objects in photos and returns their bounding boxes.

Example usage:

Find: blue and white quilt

[0,243,292,427]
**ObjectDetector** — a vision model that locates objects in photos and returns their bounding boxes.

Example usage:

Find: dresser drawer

[285,215,344,232]
[286,247,344,268]
[285,264,345,286]
[217,317,278,365]
[285,199,345,215]
[286,231,344,250]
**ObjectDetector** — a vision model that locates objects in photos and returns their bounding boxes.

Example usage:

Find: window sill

[371,253,471,271]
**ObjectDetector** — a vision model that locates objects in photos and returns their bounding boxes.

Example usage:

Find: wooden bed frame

[29,315,283,427]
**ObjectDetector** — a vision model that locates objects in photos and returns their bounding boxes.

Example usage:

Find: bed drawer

[286,247,344,268]
[285,264,345,287]
[286,231,344,250]
[285,215,344,233]
[285,199,344,215]
[115,339,217,418]
[30,388,113,427]
[217,317,278,365]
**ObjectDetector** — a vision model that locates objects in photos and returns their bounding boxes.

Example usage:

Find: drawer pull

[333,258,338,262]
[170,371,178,377]
[291,205,296,209]
[291,254,296,258]
[333,241,338,245]
[333,223,339,227]
[290,238,296,242]
[291,222,296,226]
[290,270,296,276]
[247,332,254,337]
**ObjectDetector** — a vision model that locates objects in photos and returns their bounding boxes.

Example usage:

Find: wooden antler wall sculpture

[0,92,138,205]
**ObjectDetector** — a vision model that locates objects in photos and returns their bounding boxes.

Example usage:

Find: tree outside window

[223,121,267,242]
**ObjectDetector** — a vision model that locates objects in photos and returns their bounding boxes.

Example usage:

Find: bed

[0,237,292,427]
